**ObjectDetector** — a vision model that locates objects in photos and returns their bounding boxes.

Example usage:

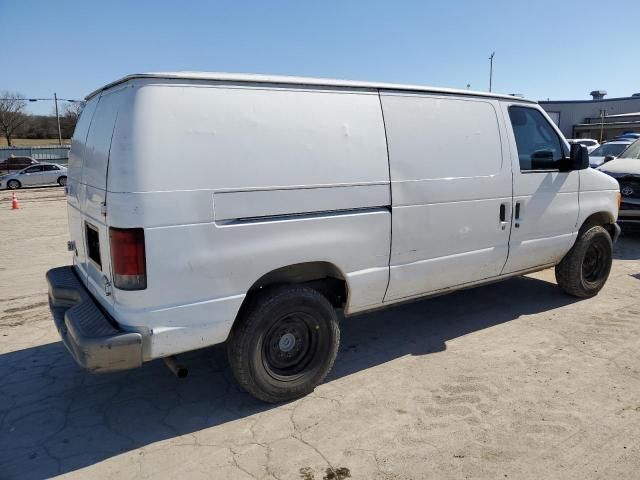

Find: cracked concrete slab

[1,188,640,480]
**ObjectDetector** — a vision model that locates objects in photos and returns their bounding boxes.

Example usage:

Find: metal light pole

[54,93,62,145]
[489,52,495,92]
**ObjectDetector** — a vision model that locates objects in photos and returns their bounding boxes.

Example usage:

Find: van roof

[86,72,537,104]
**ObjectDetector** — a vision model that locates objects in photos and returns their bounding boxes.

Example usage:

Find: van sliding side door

[381,92,513,301]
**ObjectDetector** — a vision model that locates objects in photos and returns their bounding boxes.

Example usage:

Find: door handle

[499,203,508,230]
[514,201,521,228]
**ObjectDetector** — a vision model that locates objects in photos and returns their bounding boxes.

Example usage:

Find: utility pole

[599,109,607,143]
[489,52,495,92]
[54,92,62,145]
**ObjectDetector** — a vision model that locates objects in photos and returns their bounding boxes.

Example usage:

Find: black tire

[555,225,612,298]
[57,176,67,186]
[227,285,340,403]
[7,179,21,190]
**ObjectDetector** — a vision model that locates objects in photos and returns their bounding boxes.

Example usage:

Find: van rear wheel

[227,285,340,403]
[555,225,612,298]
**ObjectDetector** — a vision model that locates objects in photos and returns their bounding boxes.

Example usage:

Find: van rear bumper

[46,266,143,373]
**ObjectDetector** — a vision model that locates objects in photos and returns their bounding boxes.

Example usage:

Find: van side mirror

[569,143,589,170]
[603,155,615,163]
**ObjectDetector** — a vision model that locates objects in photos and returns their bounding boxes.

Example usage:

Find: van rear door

[68,87,126,311]
[67,97,98,286]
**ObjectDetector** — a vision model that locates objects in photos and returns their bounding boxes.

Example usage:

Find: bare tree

[0,91,28,146]
[60,101,85,139]
[63,101,85,124]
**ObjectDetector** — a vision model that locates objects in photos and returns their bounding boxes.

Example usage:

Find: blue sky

[2,0,639,115]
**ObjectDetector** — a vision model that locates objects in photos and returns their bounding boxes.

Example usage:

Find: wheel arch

[240,261,349,313]
[580,211,616,240]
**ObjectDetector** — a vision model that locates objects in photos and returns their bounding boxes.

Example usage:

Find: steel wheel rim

[262,312,318,381]
[582,242,607,284]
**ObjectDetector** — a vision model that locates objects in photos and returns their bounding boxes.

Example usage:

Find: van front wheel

[227,285,340,403]
[555,225,612,298]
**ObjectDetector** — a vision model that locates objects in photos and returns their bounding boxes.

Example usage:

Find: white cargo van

[47,73,621,402]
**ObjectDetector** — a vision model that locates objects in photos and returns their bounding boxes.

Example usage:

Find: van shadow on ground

[0,275,592,479]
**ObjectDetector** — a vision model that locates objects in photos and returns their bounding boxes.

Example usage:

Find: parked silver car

[0,162,67,189]
[588,140,633,168]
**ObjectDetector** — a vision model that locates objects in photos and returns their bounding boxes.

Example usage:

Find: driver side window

[509,106,565,171]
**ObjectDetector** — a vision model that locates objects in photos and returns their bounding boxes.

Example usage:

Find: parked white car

[0,162,67,189]
[589,140,633,168]
[46,73,620,402]
[567,138,600,153]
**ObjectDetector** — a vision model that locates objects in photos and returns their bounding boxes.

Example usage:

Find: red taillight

[109,227,147,290]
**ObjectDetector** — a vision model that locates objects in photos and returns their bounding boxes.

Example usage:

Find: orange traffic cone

[11,193,20,210]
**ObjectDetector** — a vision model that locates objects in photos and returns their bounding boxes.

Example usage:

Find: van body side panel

[381,93,512,301]
[212,184,389,222]
[113,210,390,358]
[577,168,620,227]
[110,83,390,192]
[104,83,391,358]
